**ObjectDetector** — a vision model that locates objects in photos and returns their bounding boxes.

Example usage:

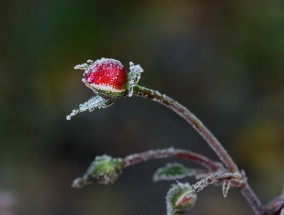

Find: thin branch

[240,184,264,215]
[122,148,222,172]
[192,172,241,193]
[132,85,263,215]
[133,85,238,172]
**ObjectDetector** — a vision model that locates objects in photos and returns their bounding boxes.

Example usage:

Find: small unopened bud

[68,58,144,119]
[166,182,197,215]
[80,58,128,99]
[72,155,123,188]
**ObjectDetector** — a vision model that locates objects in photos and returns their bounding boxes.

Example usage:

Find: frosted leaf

[74,59,94,70]
[127,62,144,97]
[74,63,89,70]
[66,95,113,120]
[166,182,197,215]
[153,163,199,182]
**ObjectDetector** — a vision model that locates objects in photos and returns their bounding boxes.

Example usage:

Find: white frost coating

[74,63,89,70]
[222,180,231,198]
[153,163,190,182]
[74,58,123,71]
[166,182,197,215]
[66,95,113,120]
[280,208,284,215]
[88,82,125,93]
[192,172,241,193]
[127,62,144,97]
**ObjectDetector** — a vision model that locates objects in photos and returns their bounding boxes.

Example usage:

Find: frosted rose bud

[81,58,128,99]
[67,58,143,120]
[166,182,197,215]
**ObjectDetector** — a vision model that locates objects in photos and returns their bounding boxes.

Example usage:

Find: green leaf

[153,163,190,182]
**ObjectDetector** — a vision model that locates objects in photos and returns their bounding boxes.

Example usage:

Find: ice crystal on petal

[66,95,113,120]
[127,62,144,97]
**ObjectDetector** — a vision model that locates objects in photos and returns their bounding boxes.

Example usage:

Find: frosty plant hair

[67,58,284,215]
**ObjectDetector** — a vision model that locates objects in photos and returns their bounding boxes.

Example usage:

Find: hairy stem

[192,172,241,193]
[123,148,222,171]
[133,85,263,215]
[240,184,263,215]
[133,85,237,172]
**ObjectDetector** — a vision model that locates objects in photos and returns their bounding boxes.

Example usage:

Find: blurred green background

[1,0,284,214]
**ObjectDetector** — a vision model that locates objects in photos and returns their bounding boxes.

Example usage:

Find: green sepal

[72,155,123,188]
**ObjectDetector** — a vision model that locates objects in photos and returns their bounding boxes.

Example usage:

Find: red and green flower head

[67,58,143,120]
[81,58,128,99]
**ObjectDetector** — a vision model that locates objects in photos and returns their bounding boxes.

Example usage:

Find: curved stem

[192,172,241,193]
[123,148,223,171]
[132,85,263,215]
[133,85,238,172]
[240,184,264,215]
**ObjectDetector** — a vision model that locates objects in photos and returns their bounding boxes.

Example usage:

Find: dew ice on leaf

[153,163,190,182]
[153,163,207,182]
[127,62,144,97]
[66,95,113,120]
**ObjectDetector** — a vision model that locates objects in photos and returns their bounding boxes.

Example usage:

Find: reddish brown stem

[133,85,263,215]
[122,148,222,171]
[192,172,241,193]
[133,85,238,172]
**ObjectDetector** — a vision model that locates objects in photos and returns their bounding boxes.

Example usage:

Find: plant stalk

[133,85,263,215]
[123,148,222,171]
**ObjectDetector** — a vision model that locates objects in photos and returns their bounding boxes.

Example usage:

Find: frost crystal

[74,63,88,70]
[66,95,113,120]
[74,59,94,70]
[222,180,231,198]
[192,172,241,194]
[127,62,144,97]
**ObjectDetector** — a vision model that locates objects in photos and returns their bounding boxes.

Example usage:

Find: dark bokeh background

[1,0,284,214]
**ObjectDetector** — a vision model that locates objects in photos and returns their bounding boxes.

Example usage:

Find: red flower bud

[166,182,197,215]
[82,58,127,99]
